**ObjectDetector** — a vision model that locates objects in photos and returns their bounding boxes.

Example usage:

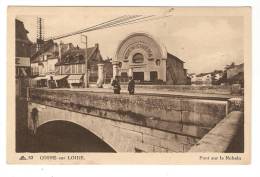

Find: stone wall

[118,84,232,95]
[166,54,187,85]
[28,102,199,152]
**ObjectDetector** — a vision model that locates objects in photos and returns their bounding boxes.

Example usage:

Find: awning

[67,74,84,83]
[53,75,68,81]
[32,76,48,81]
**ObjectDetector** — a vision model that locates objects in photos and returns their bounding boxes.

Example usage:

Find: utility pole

[82,34,89,88]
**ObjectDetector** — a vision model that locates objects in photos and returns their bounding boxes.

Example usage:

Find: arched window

[155,59,160,66]
[132,53,144,63]
[118,62,122,68]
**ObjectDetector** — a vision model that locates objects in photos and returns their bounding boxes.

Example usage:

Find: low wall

[104,84,232,95]
[28,88,228,139]
[189,111,243,152]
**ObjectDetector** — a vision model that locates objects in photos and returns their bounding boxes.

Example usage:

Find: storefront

[53,75,69,88]
[67,74,84,88]
[31,76,49,87]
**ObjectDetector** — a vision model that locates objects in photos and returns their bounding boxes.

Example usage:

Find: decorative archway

[113,32,167,82]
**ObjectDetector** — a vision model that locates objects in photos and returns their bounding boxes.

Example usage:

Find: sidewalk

[51,86,238,101]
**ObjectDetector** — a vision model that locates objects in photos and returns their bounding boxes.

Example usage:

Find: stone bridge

[27,88,243,152]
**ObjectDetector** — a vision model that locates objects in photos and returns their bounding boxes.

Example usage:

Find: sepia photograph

[7,6,251,164]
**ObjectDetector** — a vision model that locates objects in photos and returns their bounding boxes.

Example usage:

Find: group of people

[111,76,135,95]
[48,75,135,94]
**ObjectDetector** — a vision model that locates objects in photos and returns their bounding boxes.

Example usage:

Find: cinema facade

[112,33,189,85]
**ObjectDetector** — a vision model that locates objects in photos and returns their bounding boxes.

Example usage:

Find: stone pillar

[112,62,119,79]
[161,59,167,82]
[96,63,104,88]
[128,68,133,77]
[144,71,150,81]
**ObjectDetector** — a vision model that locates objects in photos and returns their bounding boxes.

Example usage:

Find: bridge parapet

[189,111,243,152]
[28,88,228,140]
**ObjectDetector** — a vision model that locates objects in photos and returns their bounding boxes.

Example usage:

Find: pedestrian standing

[111,76,121,94]
[48,76,56,89]
[128,76,135,95]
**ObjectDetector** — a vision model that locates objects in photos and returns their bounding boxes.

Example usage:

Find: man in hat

[48,76,56,89]
[111,76,121,94]
[128,76,135,95]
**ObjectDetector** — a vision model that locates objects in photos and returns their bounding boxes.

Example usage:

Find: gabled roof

[31,40,56,62]
[56,44,103,66]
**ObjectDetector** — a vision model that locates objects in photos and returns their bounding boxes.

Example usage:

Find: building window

[120,72,128,82]
[155,59,160,66]
[118,62,122,68]
[64,65,71,74]
[150,71,158,81]
[82,64,85,73]
[78,64,82,73]
[132,53,144,63]
[72,65,76,74]
[62,66,65,74]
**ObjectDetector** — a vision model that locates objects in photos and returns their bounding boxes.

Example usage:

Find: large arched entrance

[114,32,167,83]
[32,120,116,152]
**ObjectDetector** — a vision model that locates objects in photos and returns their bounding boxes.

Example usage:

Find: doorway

[150,71,158,82]
[133,72,144,82]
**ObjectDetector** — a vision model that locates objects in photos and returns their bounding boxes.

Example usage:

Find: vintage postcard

[7,6,251,164]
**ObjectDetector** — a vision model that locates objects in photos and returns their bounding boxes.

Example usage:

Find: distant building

[30,40,73,87]
[214,72,223,80]
[31,40,59,77]
[55,43,112,88]
[226,63,244,86]
[189,70,224,85]
[188,73,197,83]
[211,70,224,85]
[15,19,32,96]
[195,73,212,85]
[227,63,244,80]
[113,33,189,84]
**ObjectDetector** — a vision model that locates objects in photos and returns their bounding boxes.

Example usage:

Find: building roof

[196,73,212,77]
[31,40,57,62]
[229,63,244,70]
[167,53,185,63]
[60,43,74,54]
[55,44,103,66]
[15,19,32,44]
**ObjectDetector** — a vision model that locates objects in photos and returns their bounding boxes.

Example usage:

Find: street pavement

[45,85,239,101]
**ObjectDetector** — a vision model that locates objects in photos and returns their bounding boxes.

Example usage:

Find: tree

[225,62,235,70]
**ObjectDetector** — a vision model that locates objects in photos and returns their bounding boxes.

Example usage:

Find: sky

[16,7,244,74]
